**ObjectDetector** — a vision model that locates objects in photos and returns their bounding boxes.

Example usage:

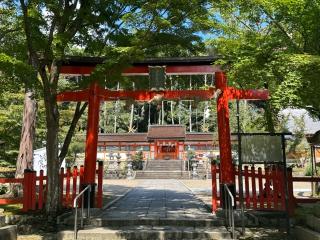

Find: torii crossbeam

[57,57,268,207]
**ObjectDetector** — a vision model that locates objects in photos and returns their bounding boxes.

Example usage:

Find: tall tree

[0,2,39,177]
[207,0,320,126]
[14,0,211,217]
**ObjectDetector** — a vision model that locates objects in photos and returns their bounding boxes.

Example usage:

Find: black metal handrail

[224,184,235,239]
[73,185,91,240]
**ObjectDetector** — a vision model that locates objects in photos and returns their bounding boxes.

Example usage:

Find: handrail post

[81,194,84,228]
[73,185,92,240]
[224,184,235,240]
[87,186,91,219]
[74,205,78,240]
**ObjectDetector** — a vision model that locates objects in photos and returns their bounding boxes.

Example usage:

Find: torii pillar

[57,81,102,207]
[215,72,268,205]
[83,82,101,206]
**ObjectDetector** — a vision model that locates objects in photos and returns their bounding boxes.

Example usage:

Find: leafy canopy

[207,0,320,119]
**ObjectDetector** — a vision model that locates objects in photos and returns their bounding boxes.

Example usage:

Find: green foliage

[207,0,320,122]
[0,185,8,195]
[287,115,308,153]
[0,91,24,162]
[65,134,85,166]
[304,161,319,177]
[132,151,143,170]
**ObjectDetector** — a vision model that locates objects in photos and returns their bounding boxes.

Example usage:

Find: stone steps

[136,160,188,179]
[91,217,225,228]
[294,226,320,240]
[135,171,190,179]
[294,213,320,240]
[146,165,183,171]
[57,179,234,240]
[58,226,233,240]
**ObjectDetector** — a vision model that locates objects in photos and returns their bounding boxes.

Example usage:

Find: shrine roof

[98,133,147,142]
[185,133,214,141]
[97,131,238,143]
[147,125,186,140]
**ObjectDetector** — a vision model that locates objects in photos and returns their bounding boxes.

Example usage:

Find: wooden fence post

[287,168,295,216]
[244,166,250,208]
[66,167,71,206]
[272,166,278,209]
[211,163,217,212]
[79,165,84,193]
[251,166,257,209]
[30,171,36,211]
[22,170,36,212]
[38,170,44,210]
[258,167,264,209]
[72,166,78,203]
[97,161,103,208]
[265,167,272,209]
[278,167,286,210]
[60,167,64,206]
[22,169,31,212]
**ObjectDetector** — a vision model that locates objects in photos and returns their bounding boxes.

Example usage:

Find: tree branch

[0,28,21,43]
[59,102,88,164]
[259,5,303,53]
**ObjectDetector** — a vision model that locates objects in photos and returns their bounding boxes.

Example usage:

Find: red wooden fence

[211,163,320,216]
[211,163,287,213]
[0,161,103,212]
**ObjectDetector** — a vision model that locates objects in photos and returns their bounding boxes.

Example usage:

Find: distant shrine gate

[58,57,269,205]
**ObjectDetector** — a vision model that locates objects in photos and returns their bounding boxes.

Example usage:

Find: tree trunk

[170,101,174,124]
[40,61,61,217]
[44,89,60,217]
[161,101,164,125]
[189,102,192,132]
[15,88,37,178]
[129,104,134,132]
[264,101,275,133]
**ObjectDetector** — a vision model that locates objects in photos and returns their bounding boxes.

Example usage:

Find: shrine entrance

[155,140,178,160]
[57,56,269,207]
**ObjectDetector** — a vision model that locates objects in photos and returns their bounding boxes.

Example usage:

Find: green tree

[0,3,39,177]
[207,0,320,127]
[10,0,211,217]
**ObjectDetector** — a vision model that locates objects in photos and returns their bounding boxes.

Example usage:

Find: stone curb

[0,225,17,240]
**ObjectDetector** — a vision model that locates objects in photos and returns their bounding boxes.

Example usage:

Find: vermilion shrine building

[97,125,221,161]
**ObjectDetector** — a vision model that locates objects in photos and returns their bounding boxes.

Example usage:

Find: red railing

[0,161,103,212]
[211,164,287,213]
[211,163,320,216]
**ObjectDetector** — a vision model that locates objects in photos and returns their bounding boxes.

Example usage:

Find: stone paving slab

[101,179,215,220]
[58,226,231,240]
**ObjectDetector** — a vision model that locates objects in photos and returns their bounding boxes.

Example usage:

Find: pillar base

[81,183,96,208]
[220,183,236,209]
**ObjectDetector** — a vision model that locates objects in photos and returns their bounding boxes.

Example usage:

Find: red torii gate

[57,57,268,206]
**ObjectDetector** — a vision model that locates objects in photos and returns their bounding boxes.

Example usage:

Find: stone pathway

[100,179,215,220]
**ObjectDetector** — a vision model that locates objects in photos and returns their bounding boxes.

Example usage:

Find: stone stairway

[58,217,233,240]
[58,179,235,240]
[135,160,190,179]
[294,209,320,240]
